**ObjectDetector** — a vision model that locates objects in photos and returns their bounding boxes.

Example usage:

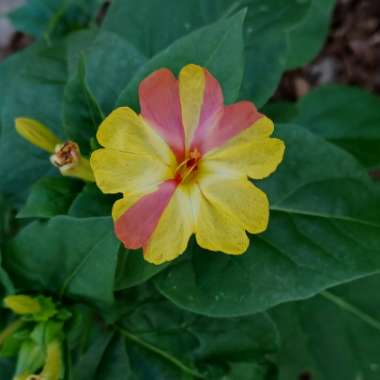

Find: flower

[91,64,285,264]
[15,118,94,182]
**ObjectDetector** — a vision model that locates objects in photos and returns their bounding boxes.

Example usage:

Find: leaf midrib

[321,290,380,333]
[271,205,380,229]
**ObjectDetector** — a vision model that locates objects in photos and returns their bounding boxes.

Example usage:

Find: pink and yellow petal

[115,180,177,250]
[204,117,285,179]
[198,176,269,234]
[139,69,185,161]
[91,148,173,194]
[143,186,194,264]
[198,101,265,154]
[96,107,176,167]
[180,66,224,153]
[179,64,205,150]
[191,185,249,255]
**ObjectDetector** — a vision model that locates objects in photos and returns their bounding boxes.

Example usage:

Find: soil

[275,0,380,100]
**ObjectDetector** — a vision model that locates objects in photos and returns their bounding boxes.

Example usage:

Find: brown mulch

[0,32,32,61]
[275,0,380,101]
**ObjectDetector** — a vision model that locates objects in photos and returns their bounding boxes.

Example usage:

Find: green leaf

[0,252,13,298]
[105,0,311,107]
[0,41,67,206]
[116,289,279,379]
[4,216,120,305]
[82,31,147,116]
[292,85,380,169]
[63,56,104,154]
[117,10,246,109]
[17,176,83,219]
[273,274,380,380]
[241,31,288,107]
[286,0,336,69]
[240,0,311,106]
[68,183,115,218]
[95,336,133,380]
[72,326,114,380]
[63,31,146,153]
[0,196,15,296]
[115,249,168,290]
[0,357,14,379]
[156,124,380,317]
[262,101,298,124]
[9,0,102,40]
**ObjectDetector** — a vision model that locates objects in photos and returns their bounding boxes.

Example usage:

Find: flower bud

[4,295,41,315]
[15,118,61,154]
[39,340,63,380]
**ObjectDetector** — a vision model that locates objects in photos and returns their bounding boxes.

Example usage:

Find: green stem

[321,290,380,332]
[115,325,205,379]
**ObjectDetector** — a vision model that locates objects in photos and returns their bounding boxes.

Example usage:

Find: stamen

[174,148,201,184]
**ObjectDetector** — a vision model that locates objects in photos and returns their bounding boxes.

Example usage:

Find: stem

[115,325,205,379]
[321,290,380,332]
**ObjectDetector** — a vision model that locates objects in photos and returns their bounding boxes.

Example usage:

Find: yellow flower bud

[4,295,41,315]
[15,118,61,154]
[40,340,63,380]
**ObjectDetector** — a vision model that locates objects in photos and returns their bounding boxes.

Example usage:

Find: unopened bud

[4,295,41,315]
[40,340,63,380]
[15,118,61,154]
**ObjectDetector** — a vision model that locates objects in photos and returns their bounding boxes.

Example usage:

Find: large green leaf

[4,216,120,305]
[71,326,114,380]
[115,287,279,380]
[104,0,311,106]
[17,176,83,219]
[286,0,336,69]
[82,31,146,116]
[68,183,115,218]
[292,85,380,169]
[0,196,15,297]
[63,56,104,154]
[239,0,311,106]
[117,10,246,109]
[0,41,67,206]
[0,357,14,380]
[273,274,380,380]
[95,336,133,380]
[64,284,278,379]
[63,31,146,153]
[115,249,168,290]
[156,124,380,317]
[9,0,102,40]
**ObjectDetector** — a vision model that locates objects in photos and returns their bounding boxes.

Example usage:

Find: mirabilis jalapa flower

[15,118,94,182]
[91,64,285,265]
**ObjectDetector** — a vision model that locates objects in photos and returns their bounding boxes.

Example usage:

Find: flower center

[174,148,201,184]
